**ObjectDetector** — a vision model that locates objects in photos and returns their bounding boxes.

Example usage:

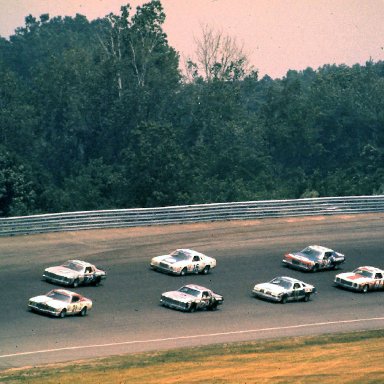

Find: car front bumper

[43,272,73,286]
[282,259,312,271]
[252,290,282,302]
[334,279,362,291]
[28,303,62,317]
[151,264,180,275]
[160,296,190,311]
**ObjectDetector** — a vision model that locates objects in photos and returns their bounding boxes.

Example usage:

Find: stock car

[334,266,384,293]
[150,249,216,276]
[282,245,345,272]
[252,276,317,303]
[28,289,92,318]
[43,259,106,287]
[160,284,223,312]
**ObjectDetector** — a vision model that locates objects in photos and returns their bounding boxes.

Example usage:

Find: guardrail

[1,195,383,237]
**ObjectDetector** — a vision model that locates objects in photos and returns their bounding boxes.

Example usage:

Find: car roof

[307,245,333,252]
[175,249,206,257]
[66,259,93,267]
[355,266,383,273]
[51,289,77,296]
[183,284,210,291]
[273,276,304,284]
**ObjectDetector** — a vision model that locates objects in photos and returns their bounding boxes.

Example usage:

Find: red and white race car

[334,266,384,293]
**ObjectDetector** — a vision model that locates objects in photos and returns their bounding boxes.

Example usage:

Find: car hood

[45,266,78,278]
[254,283,287,294]
[29,295,66,310]
[153,255,187,265]
[336,272,372,283]
[162,291,195,303]
[290,252,317,262]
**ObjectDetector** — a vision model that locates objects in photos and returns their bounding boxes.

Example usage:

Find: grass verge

[1,329,383,384]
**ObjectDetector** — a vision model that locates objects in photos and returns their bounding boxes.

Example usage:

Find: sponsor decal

[348,274,363,280]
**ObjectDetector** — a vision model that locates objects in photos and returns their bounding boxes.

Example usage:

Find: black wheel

[208,301,218,311]
[202,266,210,275]
[280,295,288,304]
[362,285,369,293]
[180,268,187,276]
[303,294,310,302]
[312,264,319,273]
[59,309,66,318]
[72,279,80,288]
[93,276,101,286]
[80,307,87,316]
[188,303,196,313]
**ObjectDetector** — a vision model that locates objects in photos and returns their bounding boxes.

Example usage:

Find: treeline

[0,1,383,217]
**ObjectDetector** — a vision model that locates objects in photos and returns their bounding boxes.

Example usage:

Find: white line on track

[1,317,383,359]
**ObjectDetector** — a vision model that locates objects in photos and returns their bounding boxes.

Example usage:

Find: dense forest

[0,0,383,217]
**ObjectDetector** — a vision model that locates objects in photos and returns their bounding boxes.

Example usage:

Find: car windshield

[46,291,71,303]
[270,277,293,289]
[353,269,374,278]
[170,250,191,261]
[62,261,83,272]
[178,286,201,297]
[300,247,322,261]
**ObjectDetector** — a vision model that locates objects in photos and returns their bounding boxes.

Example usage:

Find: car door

[373,273,384,290]
[68,295,81,314]
[190,255,201,273]
[293,283,305,300]
[200,291,211,309]
[323,252,333,268]
[83,266,95,284]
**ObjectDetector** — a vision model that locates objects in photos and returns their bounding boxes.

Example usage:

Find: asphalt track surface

[0,213,383,370]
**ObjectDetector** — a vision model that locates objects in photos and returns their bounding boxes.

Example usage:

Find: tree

[120,121,187,207]
[98,1,179,94]
[0,147,36,216]
[185,24,254,82]
[96,1,181,158]
[0,67,38,158]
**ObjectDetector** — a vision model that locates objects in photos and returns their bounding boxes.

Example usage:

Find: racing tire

[208,301,218,311]
[303,294,310,302]
[80,307,87,316]
[362,285,369,293]
[93,276,101,286]
[188,303,196,313]
[180,268,187,276]
[202,266,210,275]
[312,264,319,273]
[59,309,66,318]
[280,295,288,304]
[72,279,80,288]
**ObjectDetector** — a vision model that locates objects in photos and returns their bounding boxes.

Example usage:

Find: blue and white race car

[252,276,317,303]
[283,245,345,272]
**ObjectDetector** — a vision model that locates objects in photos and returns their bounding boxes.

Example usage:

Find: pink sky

[1,0,383,78]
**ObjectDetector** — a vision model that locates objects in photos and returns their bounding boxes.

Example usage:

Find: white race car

[252,276,317,303]
[160,284,223,312]
[150,249,216,276]
[282,245,345,272]
[43,259,106,287]
[334,266,384,293]
[28,289,92,318]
